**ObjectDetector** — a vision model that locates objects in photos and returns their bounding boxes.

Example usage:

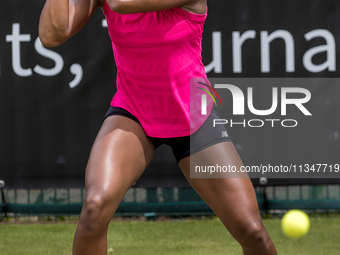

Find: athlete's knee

[79,192,114,235]
[84,193,108,215]
[244,222,267,242]
[240,221,272,250]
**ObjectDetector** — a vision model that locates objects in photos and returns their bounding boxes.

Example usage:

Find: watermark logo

[196,82,222,115]
[194,78,312,128]
[190,78,339,179]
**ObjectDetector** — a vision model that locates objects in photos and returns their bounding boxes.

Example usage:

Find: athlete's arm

[105,0,206,15]
[39,0,100,47]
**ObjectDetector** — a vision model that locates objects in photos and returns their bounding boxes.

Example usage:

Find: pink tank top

[103,3,212,137]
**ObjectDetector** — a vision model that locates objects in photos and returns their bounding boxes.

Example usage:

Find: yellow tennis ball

[281,210,310,238]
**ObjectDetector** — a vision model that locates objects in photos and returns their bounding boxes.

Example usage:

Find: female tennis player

[39,0,277,254]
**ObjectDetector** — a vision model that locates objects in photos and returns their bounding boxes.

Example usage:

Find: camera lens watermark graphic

[190,78,340,179]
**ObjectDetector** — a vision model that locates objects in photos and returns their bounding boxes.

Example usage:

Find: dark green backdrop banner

[0,0,339,188]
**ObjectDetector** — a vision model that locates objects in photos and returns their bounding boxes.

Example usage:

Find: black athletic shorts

[103,106,232,163]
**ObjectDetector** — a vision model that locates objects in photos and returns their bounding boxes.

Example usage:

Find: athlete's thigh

[178,141,262,239]
[85,115,155,206]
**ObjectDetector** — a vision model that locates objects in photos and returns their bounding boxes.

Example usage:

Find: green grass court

[1,216,340,255]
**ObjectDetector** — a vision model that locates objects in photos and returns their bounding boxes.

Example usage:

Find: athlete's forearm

[39,0,71,47]
[39,0,98,47]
